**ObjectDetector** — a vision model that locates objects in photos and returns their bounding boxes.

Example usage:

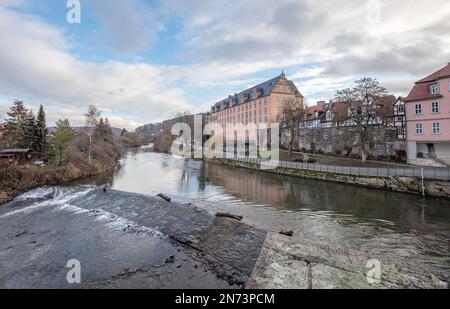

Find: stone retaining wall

[216,159,450,200]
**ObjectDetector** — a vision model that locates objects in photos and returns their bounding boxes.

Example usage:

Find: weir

[0,186,447,289]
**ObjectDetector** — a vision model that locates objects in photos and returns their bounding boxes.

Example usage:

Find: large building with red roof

[206,72,304,127]
[405,63,450,166]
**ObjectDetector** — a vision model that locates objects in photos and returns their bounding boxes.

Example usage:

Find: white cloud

[1,0,450,128]
[0,4,193,129]
[88,0,162,55]
[160,0,450,100]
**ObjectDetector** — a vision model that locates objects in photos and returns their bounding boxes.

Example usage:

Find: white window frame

[415,104,422,115]
[431,101,440,114]
[430,83,439,95]
[416,123,423,135]
[432,122,440,134]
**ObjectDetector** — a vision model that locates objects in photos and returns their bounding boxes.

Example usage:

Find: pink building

[405,63,450,166]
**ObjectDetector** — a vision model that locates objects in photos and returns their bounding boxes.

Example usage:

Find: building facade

[405,63,450,166]
[392,97,406,140]
[292,96,406,160]
[206,72,303,127]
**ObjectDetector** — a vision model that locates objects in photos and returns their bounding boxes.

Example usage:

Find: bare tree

[334,78,389,162]
[176,111,192,124]
[282,98,306,156]
[84,105,101,164]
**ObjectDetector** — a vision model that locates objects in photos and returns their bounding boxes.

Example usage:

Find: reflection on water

[77,148,450,279]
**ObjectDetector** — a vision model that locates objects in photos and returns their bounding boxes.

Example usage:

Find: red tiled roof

[416,63,450,84]
[305,104,330,121]
[306,105,321,113]
[405,64,450,102]
[404,84,442,102]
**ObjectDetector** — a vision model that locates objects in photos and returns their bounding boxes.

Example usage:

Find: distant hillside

[136,117,181,136]
[136,114,204,137]
[49,126,124,136]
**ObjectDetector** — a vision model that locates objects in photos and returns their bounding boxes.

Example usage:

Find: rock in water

[157,193,171,203]
[280,230,294,237]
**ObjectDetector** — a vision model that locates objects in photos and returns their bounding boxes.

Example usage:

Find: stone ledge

[247,233,448,289]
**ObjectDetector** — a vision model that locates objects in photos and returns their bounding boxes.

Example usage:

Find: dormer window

[430,83,439,95]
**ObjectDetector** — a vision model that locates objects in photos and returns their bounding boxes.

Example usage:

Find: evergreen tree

[36,105,48,153]
[49,119,76,166]
[23,110,37,150]
[94,117,113,142]
[104,118,113,140]
[5,100,29,148]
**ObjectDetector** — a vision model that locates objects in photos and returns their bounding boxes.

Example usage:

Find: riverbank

[0,159,118,204]
[214,158,450,199]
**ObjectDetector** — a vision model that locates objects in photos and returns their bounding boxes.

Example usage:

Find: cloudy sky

[0,0,449,129]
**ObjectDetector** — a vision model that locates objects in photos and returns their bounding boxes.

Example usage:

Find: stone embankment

[216,159,450,199]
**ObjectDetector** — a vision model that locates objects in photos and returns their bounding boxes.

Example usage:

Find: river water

[77,147,450,280]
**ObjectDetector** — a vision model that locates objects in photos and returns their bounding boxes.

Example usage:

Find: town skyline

[0,0,449,129]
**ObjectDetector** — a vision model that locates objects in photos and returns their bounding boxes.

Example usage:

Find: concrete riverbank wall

[215,159,450,200]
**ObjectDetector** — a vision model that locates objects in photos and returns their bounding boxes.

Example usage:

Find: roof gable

[416,63,450,84]
[405,64,450,102]
[211,73,303,112]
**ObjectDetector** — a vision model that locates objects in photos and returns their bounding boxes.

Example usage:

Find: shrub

[393,150,407,162]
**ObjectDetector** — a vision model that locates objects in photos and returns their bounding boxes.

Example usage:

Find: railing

[222,156,450,181]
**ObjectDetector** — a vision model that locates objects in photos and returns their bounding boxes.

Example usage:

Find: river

[72,146,450,281]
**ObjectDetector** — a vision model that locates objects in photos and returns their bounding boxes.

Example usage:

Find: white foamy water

[0,200,53,219]
[2,186,165,238]
[14,186,55,201]
[92,209,165,237]
[0,187,94,219]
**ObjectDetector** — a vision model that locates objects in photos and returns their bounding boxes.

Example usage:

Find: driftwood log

[215,212,243,221]
[279,230,294,237]
[157,193,172,203]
